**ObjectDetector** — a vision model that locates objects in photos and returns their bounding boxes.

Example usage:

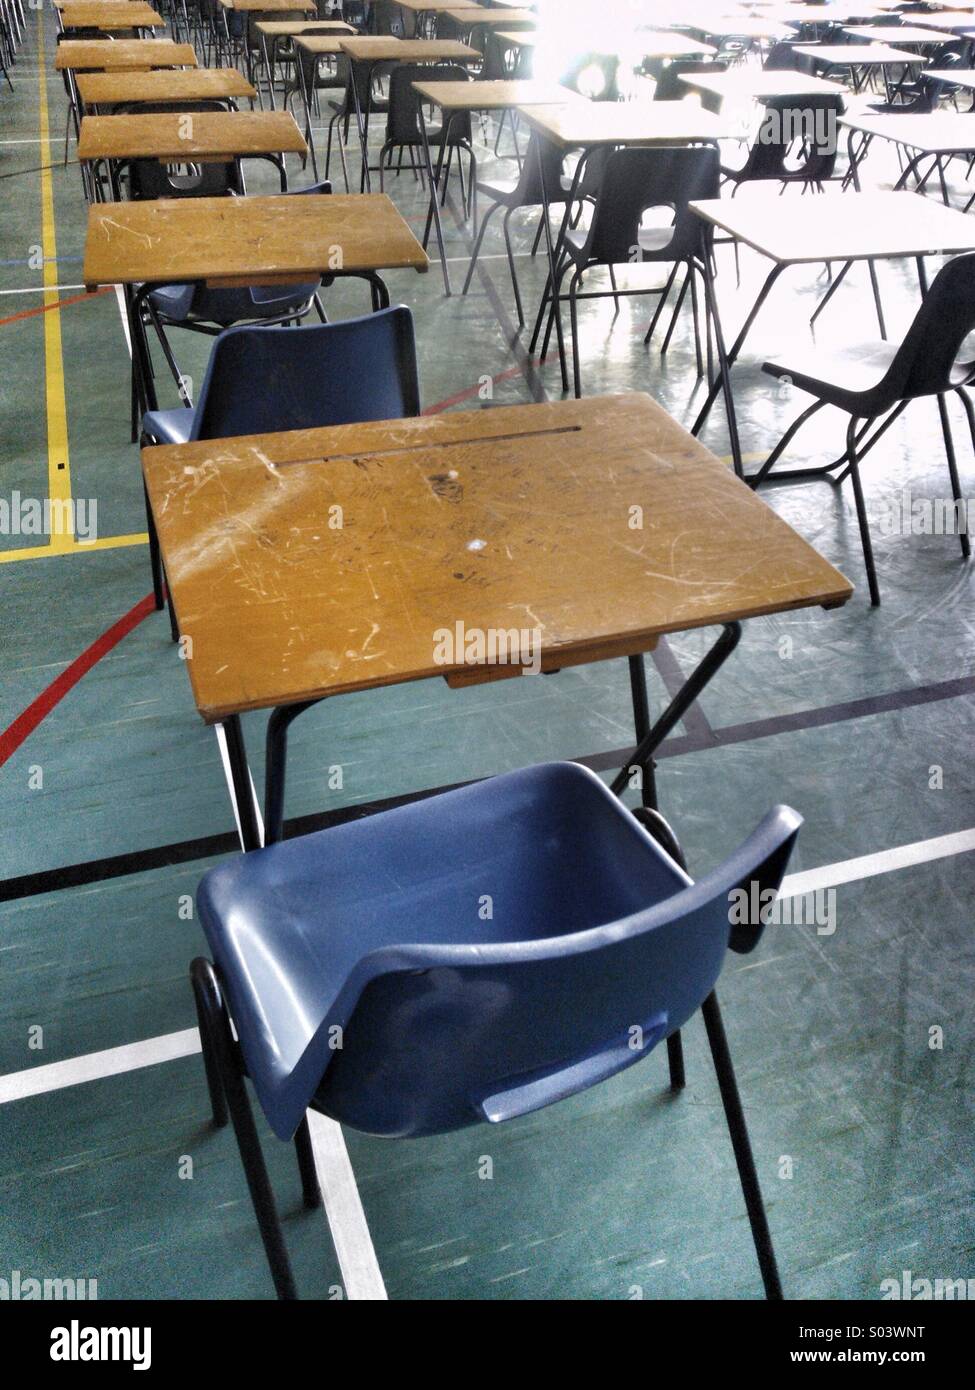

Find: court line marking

[36,14,74,558]
[0,284,86,296]
[0,824,970,1299]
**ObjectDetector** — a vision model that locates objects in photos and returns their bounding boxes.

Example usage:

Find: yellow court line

[37,13,75,555]
[0,533,149,565]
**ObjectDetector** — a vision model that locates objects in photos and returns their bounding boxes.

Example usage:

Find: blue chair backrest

[309,777,801,1139]
[190,305,421,440]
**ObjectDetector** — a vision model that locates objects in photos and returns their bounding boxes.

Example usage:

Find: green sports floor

[1,11,973,1301]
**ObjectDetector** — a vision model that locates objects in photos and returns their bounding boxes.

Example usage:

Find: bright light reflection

[532,0,644,89]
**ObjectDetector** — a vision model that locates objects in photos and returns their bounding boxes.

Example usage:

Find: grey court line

[0,822,972,1302]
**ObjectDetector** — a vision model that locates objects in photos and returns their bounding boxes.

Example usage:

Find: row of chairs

[1,0,25,90]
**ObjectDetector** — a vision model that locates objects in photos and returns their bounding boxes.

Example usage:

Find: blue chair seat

[198,762,694,1142]
[140,408,194,446]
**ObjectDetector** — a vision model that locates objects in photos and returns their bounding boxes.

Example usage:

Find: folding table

[82,191,428,424]
[688,189,975,475]
[842,109,975,207]
[75,67,256,114]
[54,39,198,70]
[140,392,853,850]
[56,3,164,33]
[792,42,927,101]
[77,109,307,199]
[411,79,584,294]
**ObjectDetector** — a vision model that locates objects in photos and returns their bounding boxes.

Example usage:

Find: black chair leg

[189,958,298,1300]
[937,394,971,560]
[844,416,881,606]
[140,471,166,612]
[701,991,783,1300]
[666,1032,686,1091]
[294,1117,322,1209]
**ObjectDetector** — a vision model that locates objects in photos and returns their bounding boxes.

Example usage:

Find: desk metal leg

[298,51,320,180]
[532,132,571,392]
[610,622,741,799]
[419,104,452,295]
[265,701,318,845]
[350,59,371,193]
[694,246,750,477]
[260,32,275,110]
[221,715,263,852]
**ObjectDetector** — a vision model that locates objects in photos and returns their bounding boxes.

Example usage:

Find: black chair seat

[763,339,901,416]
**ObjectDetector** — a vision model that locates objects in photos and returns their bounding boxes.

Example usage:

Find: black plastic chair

[378,62,475,217]
[462,132,569,326]
[756,252,975,605]
[653,59,729,108]
[763,42,818,75]
[722,92,846,192]
[547,145,721,397]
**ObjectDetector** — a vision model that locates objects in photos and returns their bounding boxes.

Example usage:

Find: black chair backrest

[506,130,566,206]
[738,92,845,183]
[558,52,621,102]
[653,59,728,104]
[764,42,817,75]
[386,63,472,144]
[578,144,720,267]
[886,253,975,402]
[124,157,244,200]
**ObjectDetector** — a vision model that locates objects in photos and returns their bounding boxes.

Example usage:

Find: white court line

[0,823,971,1298]
[306,1111,388,1300]
[0,283,85,296]
[781,827,975,899]
[0,1029,200,1105]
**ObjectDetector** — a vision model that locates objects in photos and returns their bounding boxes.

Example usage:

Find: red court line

[0,593,156,769]
[422,361,542,415]
[0,286,112,330]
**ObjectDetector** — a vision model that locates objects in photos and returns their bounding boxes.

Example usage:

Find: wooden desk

[58,3,165,31]
[84,192,428,419]
[793,42,928,100]
[678,68,847,105]
[841,109,975,205]
[842,23,951,42]
[216,0,315,10]
[445,7,537,29]
[337,38,480,194]
[688,190,975,471]
[76,67,255,111]
[516,99,729,151]
[55,39,198,70]
[141,392,852,846]
[78,110,306,197]
[638,30,718,59]
[412,81,584,293]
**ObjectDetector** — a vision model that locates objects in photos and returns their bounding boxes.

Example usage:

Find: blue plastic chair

[142,304,420,445]
[141,306,420,632]
[190,760,801,1300]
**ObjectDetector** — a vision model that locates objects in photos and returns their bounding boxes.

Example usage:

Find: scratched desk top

[141,393,852,722]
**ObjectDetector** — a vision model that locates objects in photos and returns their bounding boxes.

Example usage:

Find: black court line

[3,671,973,904]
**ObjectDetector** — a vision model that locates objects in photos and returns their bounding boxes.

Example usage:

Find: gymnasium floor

[1,12,973,1301]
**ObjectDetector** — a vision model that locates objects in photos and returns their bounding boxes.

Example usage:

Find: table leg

[264,701,319,845]
[691,259,785,472]
[609,623,742,800]
[261,32,275,110]
[298,49,320,180]
[350,58,371,193]
[220,715,264,852]
[531,132,573,393]
[419,104,452,295]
